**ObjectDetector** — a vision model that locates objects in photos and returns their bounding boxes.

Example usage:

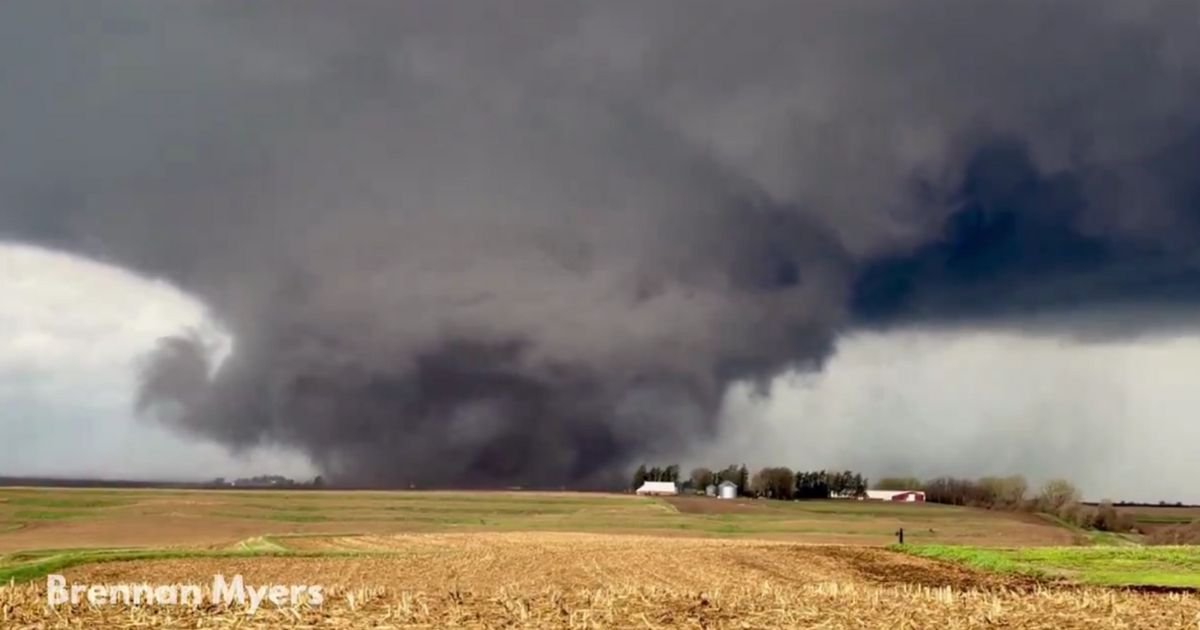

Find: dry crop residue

[2,532,1198,628]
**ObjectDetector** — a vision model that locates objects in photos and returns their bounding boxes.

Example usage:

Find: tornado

[2,2,1199,486]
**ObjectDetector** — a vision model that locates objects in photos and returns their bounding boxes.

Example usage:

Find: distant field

[1121,505,1200,531]
[0,487,1075,552]
[1,487,1197,627]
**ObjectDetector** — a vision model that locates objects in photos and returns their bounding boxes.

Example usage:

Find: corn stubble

[2,533,1198,628]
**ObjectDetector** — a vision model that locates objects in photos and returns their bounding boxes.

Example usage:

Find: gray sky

[0,244,313,481]
[2,2,1200,493]
[698,330,1200,504]
[4,242,1199,501]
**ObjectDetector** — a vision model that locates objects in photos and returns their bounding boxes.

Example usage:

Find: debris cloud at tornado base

[3,2,1200,486]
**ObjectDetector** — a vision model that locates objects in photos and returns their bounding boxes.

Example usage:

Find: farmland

[1119,505,1200,540]
[0,487,1076,552]
[1,488,1198,628]
[897,544,1200,589]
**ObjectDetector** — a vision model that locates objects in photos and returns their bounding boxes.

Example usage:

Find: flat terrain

[1121,505,1200,535]
[0,487,1075,552]
[664,496,1073,545]
[3,532,1199,628]
[44,533,1029,592]
[1,488,1197,628]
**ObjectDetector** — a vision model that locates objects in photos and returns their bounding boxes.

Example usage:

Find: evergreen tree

[632,464,647,490]
[665,464,680,483]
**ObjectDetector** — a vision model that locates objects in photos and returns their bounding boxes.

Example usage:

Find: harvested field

[2,533,1198,628]
[3,489,1196,627]
[0,488,1078,551]
[270,532,1031,590]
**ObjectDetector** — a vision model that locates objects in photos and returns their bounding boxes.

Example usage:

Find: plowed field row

[3,533,1198,628]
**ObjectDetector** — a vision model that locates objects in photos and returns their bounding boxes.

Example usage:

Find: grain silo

[718,480,738,499]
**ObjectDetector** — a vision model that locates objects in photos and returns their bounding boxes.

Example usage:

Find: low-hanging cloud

[2,2,1200,486]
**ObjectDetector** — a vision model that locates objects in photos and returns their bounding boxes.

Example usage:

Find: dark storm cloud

[2,1,1200,486]
[852,134,1200,329]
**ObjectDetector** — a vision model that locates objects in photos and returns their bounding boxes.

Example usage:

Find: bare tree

[751,467,795,500]
[1038,479,1081,512]
[690,467,714,490]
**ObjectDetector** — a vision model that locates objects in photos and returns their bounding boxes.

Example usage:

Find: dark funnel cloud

[2,2,1200,486]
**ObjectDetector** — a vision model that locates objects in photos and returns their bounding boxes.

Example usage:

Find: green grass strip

[892,544,1200,589]
[9,510,91,521]
[889,544,1045,577]
[3,498,129,509]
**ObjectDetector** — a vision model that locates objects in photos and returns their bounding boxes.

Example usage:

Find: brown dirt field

[270,532,1030,592]
[62,534,941,591]
[3,533,1198,628]
[1,488,1080,554]
[0,516,271,552]
[0,509,1073,554]
[0,515,410,554]
[0,509,1075,554]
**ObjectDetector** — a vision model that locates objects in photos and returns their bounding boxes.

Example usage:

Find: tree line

[631,464,682,486]
[633,464,750,494]
[889,474,1136,533]
[632,464,867,500]
[684,465,750,491]
[754,468,868,500]
[632,465,1139,535]
[210,474,324,488]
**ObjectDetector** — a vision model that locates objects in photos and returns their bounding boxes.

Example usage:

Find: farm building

[718,480,738,499]
[866,490,925,502]
[635,481,678,496]
[704,484,717,497]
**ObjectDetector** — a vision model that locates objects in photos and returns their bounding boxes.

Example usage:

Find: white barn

[635,481,678,496]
